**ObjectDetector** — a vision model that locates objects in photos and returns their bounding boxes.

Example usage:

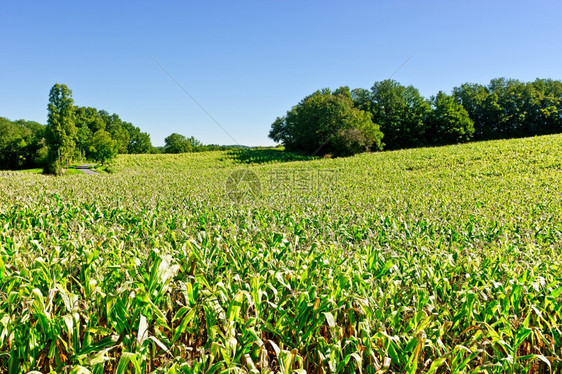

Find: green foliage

[452,82,490,139]
[99,110,130,154]
[74,106,154,156]
[0,117,46,169]
[269,88,383,156]
[2,86,152,172]
[122,122,154,154]
[1,135,561,373]
[74,106,103,158]
[45,83,77,175]
[64,167,85,175]
[197,144,238,152]
[427,91,475,144]
[227,147,317,164]
[453,78,562,140]
[364,79,431,149]
[164,133,203,153]
[89,130,119,164]
[274,77,562,156]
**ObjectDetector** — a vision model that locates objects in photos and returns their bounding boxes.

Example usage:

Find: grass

[22,168,44,174]
[0,135,561,373]
[64,167,84,175]
[92,164,112,173]
[13,168,43,174]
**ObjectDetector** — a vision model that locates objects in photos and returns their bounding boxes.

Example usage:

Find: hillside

[0,134,561,373]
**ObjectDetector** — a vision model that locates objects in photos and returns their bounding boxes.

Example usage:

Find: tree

[269,88,383,156]
[99,111,130,154]
[452,83,490,140]
[45,84,76,175]
[186,136,202,150]
[331,127,374,156]
[452,80,518,140]
[74,107,93,159]
[74,106,107,158]
[485,78,526,138]
[362,80,430,150]
[122,121,154,154]
[74,107,154,155]
[351,88,374,113]
[427,91,474,145]
[164,133,202,153]
[0,117,46,169]
[526,79,562,135]
[89,130,118,164]
[452,78,562,140]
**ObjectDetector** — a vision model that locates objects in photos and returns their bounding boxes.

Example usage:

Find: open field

[1,135,561,373]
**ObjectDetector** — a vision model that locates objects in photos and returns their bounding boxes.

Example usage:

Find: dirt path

[75,164,97,175]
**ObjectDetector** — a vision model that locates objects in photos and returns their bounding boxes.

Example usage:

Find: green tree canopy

[452,83,490,139]
[74,107,154,156]
[122,121,154,154]
[89,130,118,164]
[164,133,202,153]
[99,110,129,154]
[269,88,383,156]
[357,80,430,150]
[427,91,474,145]
[526,78,562,135]
[2,85,154,171]
[0,117,46,169]
[453,78,562,140]
[45,84,76,175]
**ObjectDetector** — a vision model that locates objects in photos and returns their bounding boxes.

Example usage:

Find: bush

[269,88,383,156]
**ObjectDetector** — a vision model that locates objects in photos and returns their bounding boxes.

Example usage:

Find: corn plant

[0,135,561,373]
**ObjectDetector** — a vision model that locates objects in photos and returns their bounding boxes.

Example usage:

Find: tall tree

[269,88,383,156]
[122,121,154,153]
[164,133,194,153]
[365,80,430,149]
[45,84,76,175]
[452,83,490,140]
[74,107,93,159]
[99,110,130,153]
[427,91,474,145]
[89,130,118,164]
[527,79,562,135]
[0,117,46,169]
[485,78,525,138]
[452,78,562,140]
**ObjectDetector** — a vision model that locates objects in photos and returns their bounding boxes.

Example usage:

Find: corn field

[0,135,561,373]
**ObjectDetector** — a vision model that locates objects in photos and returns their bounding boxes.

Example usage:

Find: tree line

[44,84,159,174]
[162,133,236,153]
[0,117,46,170]
[270,78,562,155]
[0,84,225,173]
[0,84,156,173]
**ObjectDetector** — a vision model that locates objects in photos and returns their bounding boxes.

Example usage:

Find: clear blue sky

[2,1,562,146]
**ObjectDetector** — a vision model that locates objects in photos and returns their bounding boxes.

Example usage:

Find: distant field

[0,135,561,373]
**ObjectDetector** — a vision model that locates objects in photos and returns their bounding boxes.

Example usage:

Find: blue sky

[2,1,562,146]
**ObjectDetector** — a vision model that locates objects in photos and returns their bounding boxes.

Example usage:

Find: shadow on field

[227,148,319,164]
